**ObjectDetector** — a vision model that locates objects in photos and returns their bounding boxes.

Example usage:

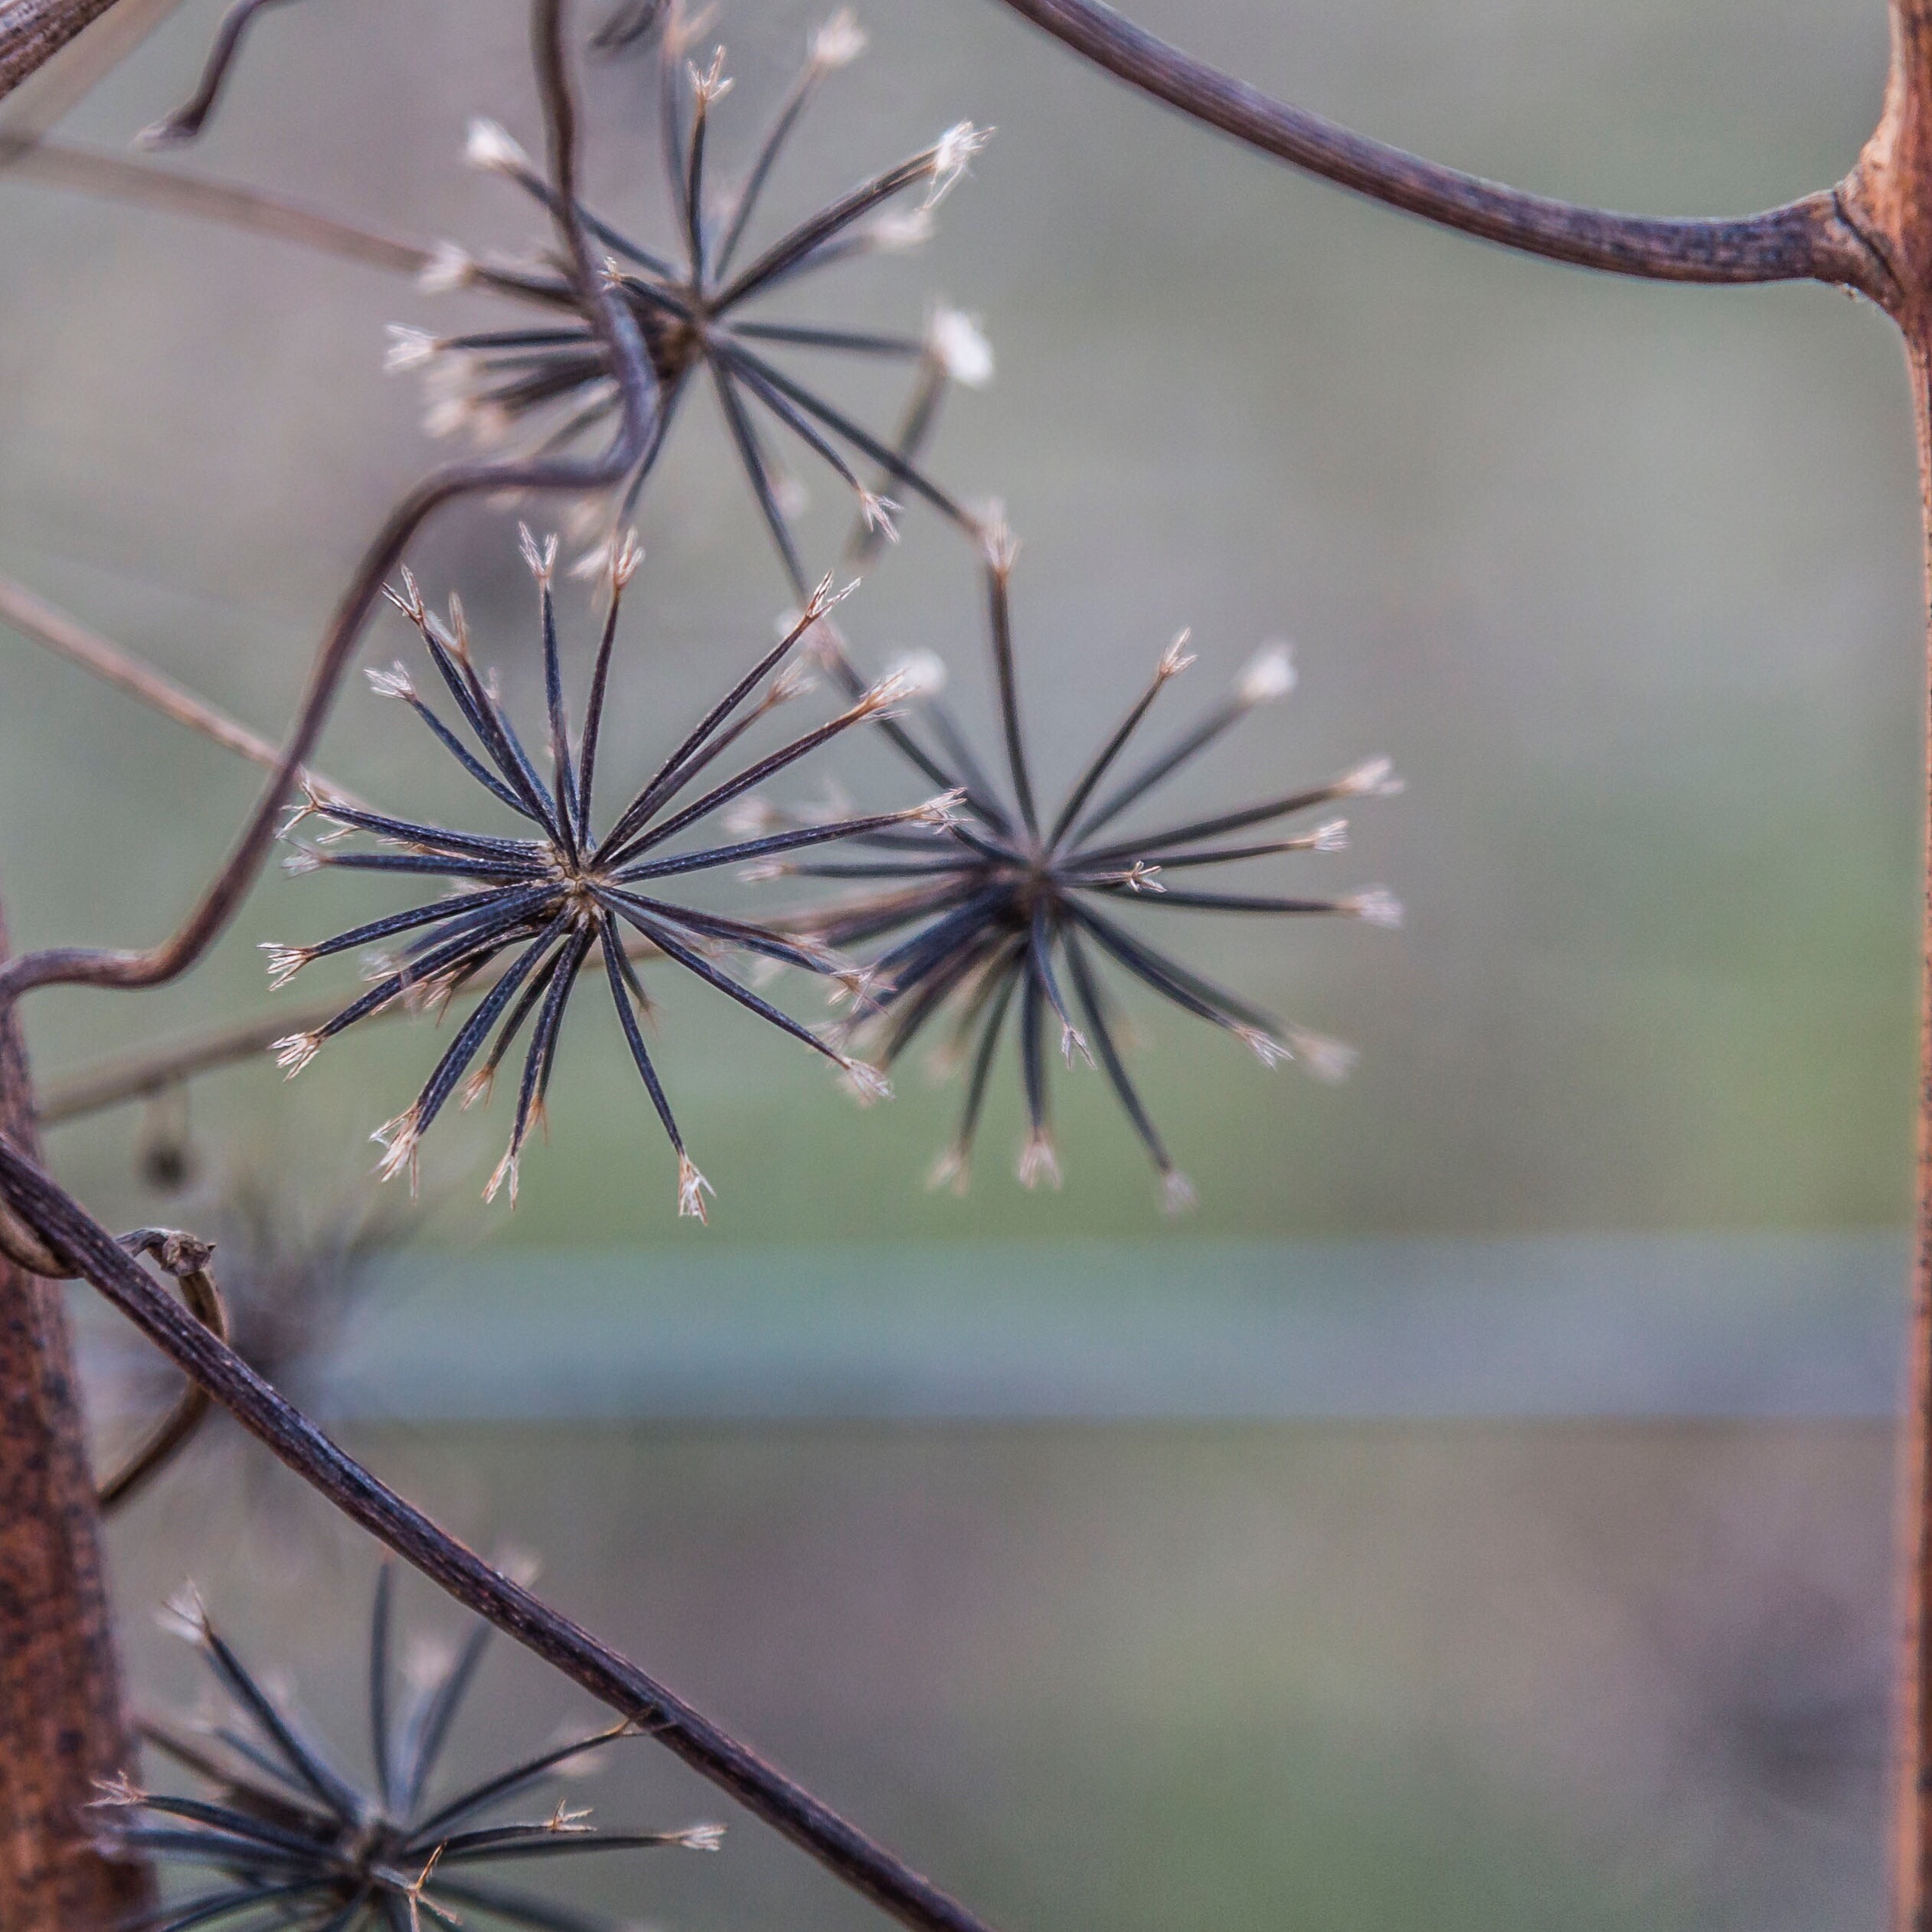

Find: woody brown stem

[0,884,150,1927]
[0,0,123,103]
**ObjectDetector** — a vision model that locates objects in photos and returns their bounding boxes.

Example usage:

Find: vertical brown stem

[0,883,149,1927]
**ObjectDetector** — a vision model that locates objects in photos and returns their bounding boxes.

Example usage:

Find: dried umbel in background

[98,1568,721,1931]
[394,3,991,590]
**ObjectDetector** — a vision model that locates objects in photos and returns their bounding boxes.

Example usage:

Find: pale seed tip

[418,240,476,295]
[273,1032,322,1077]
[367,662,416,700]
[677,1154,714,1222]
[1016,1131,1061,1191]
[464,116,531,175]
[1345,888,1404,929]
[927,306,993,387]
[926,121,991,207]
[1237,641,1296,705]
[260,943,312,991]
[809,7,867,68]
[676,1823,728,1852]
[383,325,440,374]
[1159,1169,1200,1215]
[1339,755,1402,799]
[1288,1028,1358,1084]
[1157,629,1196,679]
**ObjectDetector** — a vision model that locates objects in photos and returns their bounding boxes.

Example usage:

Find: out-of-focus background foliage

[0,0,1917,1924]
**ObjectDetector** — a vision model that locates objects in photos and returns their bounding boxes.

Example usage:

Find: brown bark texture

[0,896,148,1929]
[0,0,123,103]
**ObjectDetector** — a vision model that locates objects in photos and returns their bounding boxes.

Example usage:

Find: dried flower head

[787,550,1400,1205]
[97,1567,720,1929]
[397,4,990,590]
[267,534,941,1217]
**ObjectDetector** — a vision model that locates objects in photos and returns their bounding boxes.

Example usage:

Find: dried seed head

[1237,641,1296,706]
[518,523,560,583]
[769,659,819,704]
[1234,1025,1289,1069]
[89,1772,145,1811]
[676,1154,714,1223]
[418,240,477,294]
[1338,755,1402,799]
[156,1584,209,1646]
[979,507,1019,577]
[926,121,992,207]
[483,1143,520,1207]
[721,796,783,837]
[1015,1130,1061,1191]
[367,662,416,701]
[1159,1169,1199,1215]
[838,1058,893,1105]
[610,528,645,588]
[908,786,968,828]
[688,47,734,105]
[465,117,531,176]
[865,207,936,253]
[927,306,993,387]
[260,943,313,991]
[926,1144,969,1195]
[1286,1028,1357,1084]
[673,1823,728,1852]
[383,325,440,374]
[280,845,323,876]
[858,490,901,542]
[1307,818,1349,853]
[461,1066,496,1112]
[1157,629,1196,680]
[1343,888,1403,929]
[809,7,867,70]
[884,649,947,700]
[1119,861,1164,892]
[273,1031,323,1078]
[371,1110,423,1191]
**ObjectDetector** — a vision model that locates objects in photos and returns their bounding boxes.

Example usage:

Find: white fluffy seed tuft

[1159,1169,1199,1215]
[1237,640,1296,705]
[1234,1025,1288,1069]
[809,7,867,68]
[1157,629,1196,679]
[926,1145,970,1195]
[1338,756,1403,799]
[1287,1028,1358,1084]
[839,1059,893,1106]
[367,661,416,700]
[926,121,992,207]
[465,117,531,175]
[675,1823,728,1852]
[1344,888,1404,929]
[417,240,476,294]
[1309,818,1349,853]
[260,943,312,990]
[885,649,948,700]
[927,306,993,387]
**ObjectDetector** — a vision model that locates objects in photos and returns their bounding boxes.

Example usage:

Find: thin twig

[0,0,185,140]
[0,1134,1002,1932]
[33,933,666,1125]
[0,572,364,806]
[0,139,432,273]
[987,0,1887,294]
[0,0,656,1013]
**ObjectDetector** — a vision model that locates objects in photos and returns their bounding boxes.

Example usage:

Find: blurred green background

[0,0,1919,1926]
[2,0,1917,1243]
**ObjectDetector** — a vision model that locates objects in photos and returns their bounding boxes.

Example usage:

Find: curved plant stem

[0,1134,1002,1932]
[987,0,1888,293]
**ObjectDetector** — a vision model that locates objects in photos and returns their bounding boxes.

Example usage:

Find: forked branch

[0,1134,1001,1932]
[989,0,1888,295]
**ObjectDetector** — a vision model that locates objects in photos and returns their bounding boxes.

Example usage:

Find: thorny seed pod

[392,4,992,590]
[265,531,951,1218]
[94,1569,721,1930]
[776,519,1401,1208]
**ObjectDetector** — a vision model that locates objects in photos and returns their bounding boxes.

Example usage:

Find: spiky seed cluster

[266,532,946,1218]
[782,527,1401,1207]
[95,1571,720,1931]
[393,3,992,591]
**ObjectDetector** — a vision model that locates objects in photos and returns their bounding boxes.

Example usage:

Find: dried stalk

[0,571,363,806]
[0,895,152,1927]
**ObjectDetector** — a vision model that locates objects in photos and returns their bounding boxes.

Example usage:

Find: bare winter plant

[10,1,1932,1930]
